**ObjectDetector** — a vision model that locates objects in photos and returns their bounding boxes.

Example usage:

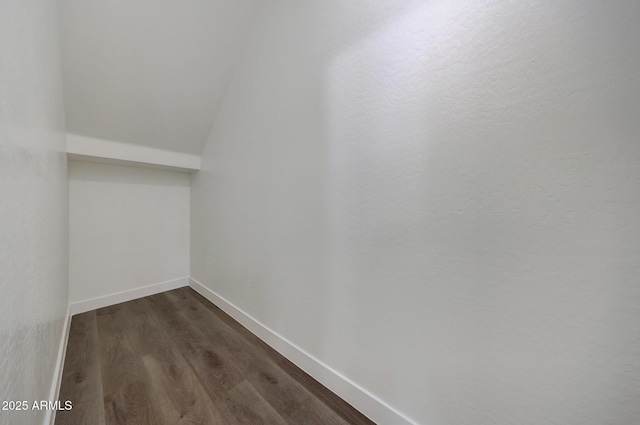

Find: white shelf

[66,134,201,172]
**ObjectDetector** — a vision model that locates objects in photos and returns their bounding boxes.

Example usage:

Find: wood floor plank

[183,288,376,425]
[227,380,288,425]
[55,311,105,425]
[145,292,269,424]
[96,304,164,425]
[168,288,351,425]
[121,297,226,424]
[145,292,244,391]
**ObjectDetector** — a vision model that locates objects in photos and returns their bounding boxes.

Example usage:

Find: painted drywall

[0,1,69,424]
[56,0,258,154]
[191,0,640,424]
[69,161,189,305]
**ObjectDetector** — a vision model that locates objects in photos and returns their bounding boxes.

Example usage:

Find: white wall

[69,161,189,306]
[191,1,640,424]
[0,1,69,424]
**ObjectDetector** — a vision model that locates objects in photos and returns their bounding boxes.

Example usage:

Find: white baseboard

[189,277,419,425]
[44,304,72,425]
[70,277,190,315]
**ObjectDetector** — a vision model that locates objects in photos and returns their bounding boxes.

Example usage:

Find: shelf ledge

[66,134,201,172]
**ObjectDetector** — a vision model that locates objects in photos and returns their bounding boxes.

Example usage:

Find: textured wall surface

[0,1,69,424]
[69,161,190,304]
[191,0,640,424]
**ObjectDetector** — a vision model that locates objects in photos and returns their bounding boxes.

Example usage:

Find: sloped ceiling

[57,0,258,155]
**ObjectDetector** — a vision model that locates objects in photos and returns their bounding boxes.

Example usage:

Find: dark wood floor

[55,287,375,425]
